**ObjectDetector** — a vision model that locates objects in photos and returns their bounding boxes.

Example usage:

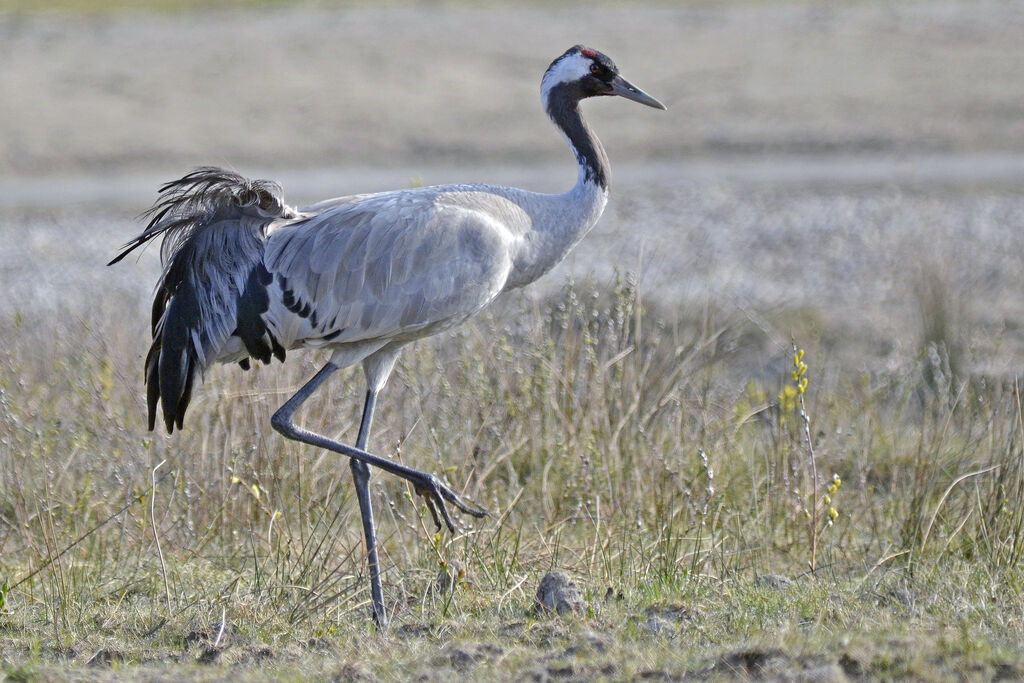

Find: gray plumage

[111,45,664,627]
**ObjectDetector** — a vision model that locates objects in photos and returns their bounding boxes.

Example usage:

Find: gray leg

[351,389,386,628]
[270,362,486,626]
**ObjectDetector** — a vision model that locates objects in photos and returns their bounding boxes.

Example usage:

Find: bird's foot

[412,473,487,533]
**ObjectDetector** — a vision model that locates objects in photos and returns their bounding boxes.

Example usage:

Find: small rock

[534,571,585,616]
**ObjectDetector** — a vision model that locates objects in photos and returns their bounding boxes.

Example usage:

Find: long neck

[503,91,610,291]
[547,87,610,191]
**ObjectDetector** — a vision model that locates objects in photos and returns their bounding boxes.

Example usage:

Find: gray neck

[503,92,610,291]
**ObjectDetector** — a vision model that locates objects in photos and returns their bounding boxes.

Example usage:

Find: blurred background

[2,0,1023,374]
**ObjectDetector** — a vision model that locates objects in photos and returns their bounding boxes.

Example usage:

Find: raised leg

[270,362,486,625]
[351,389,386,628]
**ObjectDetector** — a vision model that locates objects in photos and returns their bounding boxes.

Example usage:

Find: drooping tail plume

[110,167,296,432]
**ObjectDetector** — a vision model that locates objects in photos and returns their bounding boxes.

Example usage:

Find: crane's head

[541,45,666,111]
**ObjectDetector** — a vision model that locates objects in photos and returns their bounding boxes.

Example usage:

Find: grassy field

[2,263,1024,680]
[3,0,1024,679]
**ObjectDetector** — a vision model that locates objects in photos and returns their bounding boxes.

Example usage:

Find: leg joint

[350,458,371,481]
[270,407,296,437]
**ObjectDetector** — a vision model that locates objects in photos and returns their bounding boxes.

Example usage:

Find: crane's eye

[589,63,601,76]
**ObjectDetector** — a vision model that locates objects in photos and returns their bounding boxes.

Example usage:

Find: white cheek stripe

[540,52,591,102]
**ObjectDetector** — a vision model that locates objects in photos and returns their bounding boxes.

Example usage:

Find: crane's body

[234,176,607,366]
[111,45,664,627]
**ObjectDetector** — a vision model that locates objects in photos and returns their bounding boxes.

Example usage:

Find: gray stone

[534,571,585,616]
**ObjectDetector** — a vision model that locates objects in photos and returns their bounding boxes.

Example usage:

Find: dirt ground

[2,0,1024,371]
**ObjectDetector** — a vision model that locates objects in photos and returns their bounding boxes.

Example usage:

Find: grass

[2,271,1024,680]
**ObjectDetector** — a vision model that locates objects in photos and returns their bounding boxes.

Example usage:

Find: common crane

[110,45,665,627]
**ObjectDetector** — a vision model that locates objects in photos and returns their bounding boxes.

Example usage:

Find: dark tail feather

[176,361,196,432]
[156,280,201,432]
[112,166,294,433]
[144,311,198,434]
[144,338,161,431]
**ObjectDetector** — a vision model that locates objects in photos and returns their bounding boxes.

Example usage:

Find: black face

[576,45,619,97]
[586,54,616,81]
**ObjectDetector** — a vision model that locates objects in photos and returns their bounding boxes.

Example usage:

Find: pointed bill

[609,75,667,110]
